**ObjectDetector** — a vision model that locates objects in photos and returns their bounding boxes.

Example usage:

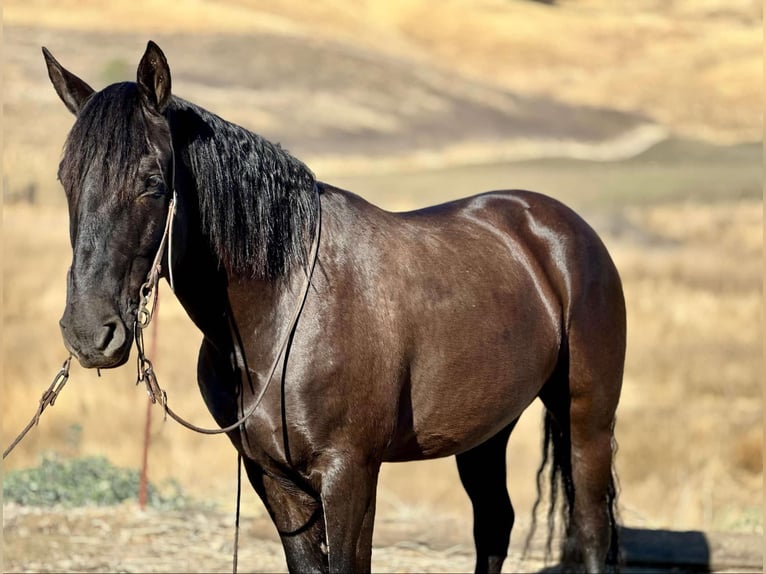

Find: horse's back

[401,188,624,321]
[324,184,622,321]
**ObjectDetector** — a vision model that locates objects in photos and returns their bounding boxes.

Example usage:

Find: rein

[135,122,322,434]
[134,184,322,435]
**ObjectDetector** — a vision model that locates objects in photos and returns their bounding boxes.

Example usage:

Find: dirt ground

[3,503,763,573]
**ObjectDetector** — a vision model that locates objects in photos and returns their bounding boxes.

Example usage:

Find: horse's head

[44,42,174,369]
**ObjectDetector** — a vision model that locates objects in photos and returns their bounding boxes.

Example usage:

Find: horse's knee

[319,455,380,573]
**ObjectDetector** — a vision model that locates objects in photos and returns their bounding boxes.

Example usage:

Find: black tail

[523,410,621,570]
[522,409,573,563]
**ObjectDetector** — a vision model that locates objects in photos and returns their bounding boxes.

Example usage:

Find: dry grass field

[2,1,763,571]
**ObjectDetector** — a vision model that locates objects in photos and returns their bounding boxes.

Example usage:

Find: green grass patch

[3,453,202,509]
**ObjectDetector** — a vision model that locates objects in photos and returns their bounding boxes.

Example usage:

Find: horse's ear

[137,41,171,114]
[42,47,95,116]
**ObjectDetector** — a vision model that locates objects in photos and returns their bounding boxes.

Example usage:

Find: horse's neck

[168,187,302,364]
[167,123,311,361]
[161,184,224,349]
[224,270,307,370]
[167,223,230,347]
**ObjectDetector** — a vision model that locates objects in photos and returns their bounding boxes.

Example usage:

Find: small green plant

[3,453,197,509]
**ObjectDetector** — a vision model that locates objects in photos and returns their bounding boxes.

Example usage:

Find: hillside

[5,24,665,202]
[4,0,761,205]
[5,0,761,143]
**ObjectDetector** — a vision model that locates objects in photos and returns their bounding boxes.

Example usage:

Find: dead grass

[733,427,763,476]
[605,199,762,533]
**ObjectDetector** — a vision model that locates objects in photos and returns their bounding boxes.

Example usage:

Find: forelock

[59,82,150,203]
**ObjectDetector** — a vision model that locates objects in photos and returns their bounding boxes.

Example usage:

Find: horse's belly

[383,336,558,462]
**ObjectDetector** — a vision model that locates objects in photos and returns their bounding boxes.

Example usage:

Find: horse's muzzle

[59,312,132,369]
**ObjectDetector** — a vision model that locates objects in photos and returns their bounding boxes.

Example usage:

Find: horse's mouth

[75,346,132,369]
[65,335,133,369]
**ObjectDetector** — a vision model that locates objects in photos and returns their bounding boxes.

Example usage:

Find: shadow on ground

[535,527,761,573]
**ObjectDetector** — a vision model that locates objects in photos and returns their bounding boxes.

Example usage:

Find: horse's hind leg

[456,419,517,574]
[542,309,624,572]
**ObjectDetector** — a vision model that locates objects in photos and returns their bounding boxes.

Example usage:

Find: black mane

[168,97,317,280]
[61,83,317,280]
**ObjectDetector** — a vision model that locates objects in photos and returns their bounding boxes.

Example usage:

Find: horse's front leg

[243,459,328,573]
[316,452,380,573]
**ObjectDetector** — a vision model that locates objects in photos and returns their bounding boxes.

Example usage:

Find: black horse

[43,41,625,573]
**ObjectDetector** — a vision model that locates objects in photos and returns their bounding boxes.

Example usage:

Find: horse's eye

[143,175,166,198]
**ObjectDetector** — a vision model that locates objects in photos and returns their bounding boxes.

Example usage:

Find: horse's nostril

[96,318,127,356]
[96,322,117,351]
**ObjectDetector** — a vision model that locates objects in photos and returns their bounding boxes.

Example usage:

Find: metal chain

[3,356,73,459]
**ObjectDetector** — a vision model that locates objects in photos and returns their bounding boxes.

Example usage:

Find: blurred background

[3,0,762,570]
